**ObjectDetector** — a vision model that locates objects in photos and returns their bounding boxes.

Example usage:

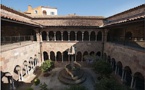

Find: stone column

[130,75,134,89]
[20,68,23,81]
[46,31,49,41]
[61,32,63,41]
[48,52,50,60]
[89,32,90,41]
[82,32,84,41]
[68,32,70,41]
[35,29,40,42]
[62,53,63,62]
[11,78,16,90]
[95,31,98,41]
[75,32,77,41]
[115,65,118,75]
[55,54,57,62]
[54,32,56,41]
[40,32,43,42]
[121,69,125,81]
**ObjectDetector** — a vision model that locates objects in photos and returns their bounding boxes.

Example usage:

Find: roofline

[31,15,105,19]
[105,4,145,19]
[1,4,32,19]
[41,6,57,9]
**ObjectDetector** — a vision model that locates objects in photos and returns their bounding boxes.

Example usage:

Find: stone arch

[76,51,82,61]
[63,51,68,61]
[83,51,88,61]
[103,53,107,61]
[84,31,89,41]
[63,31,68,41]
[49,31,54,41]
[56,51,62,61]
[97,31,102,41]
[50,51,55,61]
[56,31,61,40]
[42,31,47,40]
[96,51,101,57]
[107,56,111,64]
[133,72,144,90]
[43,10,47,15]
[77,31,82,41]
[112,58,116,71]
[90,51,95,56]
[70,31,75,41]
[125,31,132,40]
[1,72,15,90]
[90,31,96,41]
[117,61,123,77]
[124,66,132,86]
[107,31,111,41]
[43,51,49,60]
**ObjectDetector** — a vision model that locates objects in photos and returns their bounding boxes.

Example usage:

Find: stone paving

[31,67,98,90]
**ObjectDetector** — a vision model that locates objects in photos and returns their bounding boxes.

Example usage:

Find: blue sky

[1,0,145,17]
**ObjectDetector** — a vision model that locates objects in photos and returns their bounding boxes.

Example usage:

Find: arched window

[43,10,47,15]
[57,52,62,61]
[42,31,47,41]
[97,31,102,41]
[124,66,132,86]
[63,31,68,41]
[84,31,89,41]
[63,51,68,61]
[70,31,75,41]
[76,51,82,61]
[50,51,55,61]
[56,31,61,41]
[77,31,82,41]
[43,51,48,60]
[90,31,96,41]
[134,72,144,90]
[125,32,132,40]
[49,31,54,41]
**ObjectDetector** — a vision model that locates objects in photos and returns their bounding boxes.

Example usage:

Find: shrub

[41,60,54,72]
[95,77,131,90]
[93,60,112,78]
[26,87,33,90]
[34,78,40,86]
[39,82,48,90]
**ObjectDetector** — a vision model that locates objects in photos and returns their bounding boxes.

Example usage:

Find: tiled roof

[104,14,145,26]
[0,4,40,26]
[31,15,104,27]
[104,4,145,27]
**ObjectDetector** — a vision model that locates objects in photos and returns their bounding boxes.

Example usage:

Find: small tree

[41,60,54,72]
[95,77,131,90]
[93,60,112,78]
[39,83,48,90]
[41,60,54,77]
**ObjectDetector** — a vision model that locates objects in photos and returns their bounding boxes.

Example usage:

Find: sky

[1,0,145,17]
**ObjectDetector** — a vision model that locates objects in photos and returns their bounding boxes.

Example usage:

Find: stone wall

[104,42,145,77]
[41,41,102,56]
[0,42,40,78]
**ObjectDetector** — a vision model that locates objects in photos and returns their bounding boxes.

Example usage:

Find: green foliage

[95,77,131,90]
[93,60,112,77]
[39,82,48,90]
[34,78,40,86]
[26,87,33,90]
[41,60,54,72]
[65,85,87,90]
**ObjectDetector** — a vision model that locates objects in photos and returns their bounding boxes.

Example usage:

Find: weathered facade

[0,4,145,90]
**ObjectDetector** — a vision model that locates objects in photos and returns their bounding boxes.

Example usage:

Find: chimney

[28,5,32,12]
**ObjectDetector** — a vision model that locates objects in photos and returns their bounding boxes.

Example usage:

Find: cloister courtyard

[1,3,145,90]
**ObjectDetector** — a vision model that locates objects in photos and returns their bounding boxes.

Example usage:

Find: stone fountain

[58,46,86,85]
